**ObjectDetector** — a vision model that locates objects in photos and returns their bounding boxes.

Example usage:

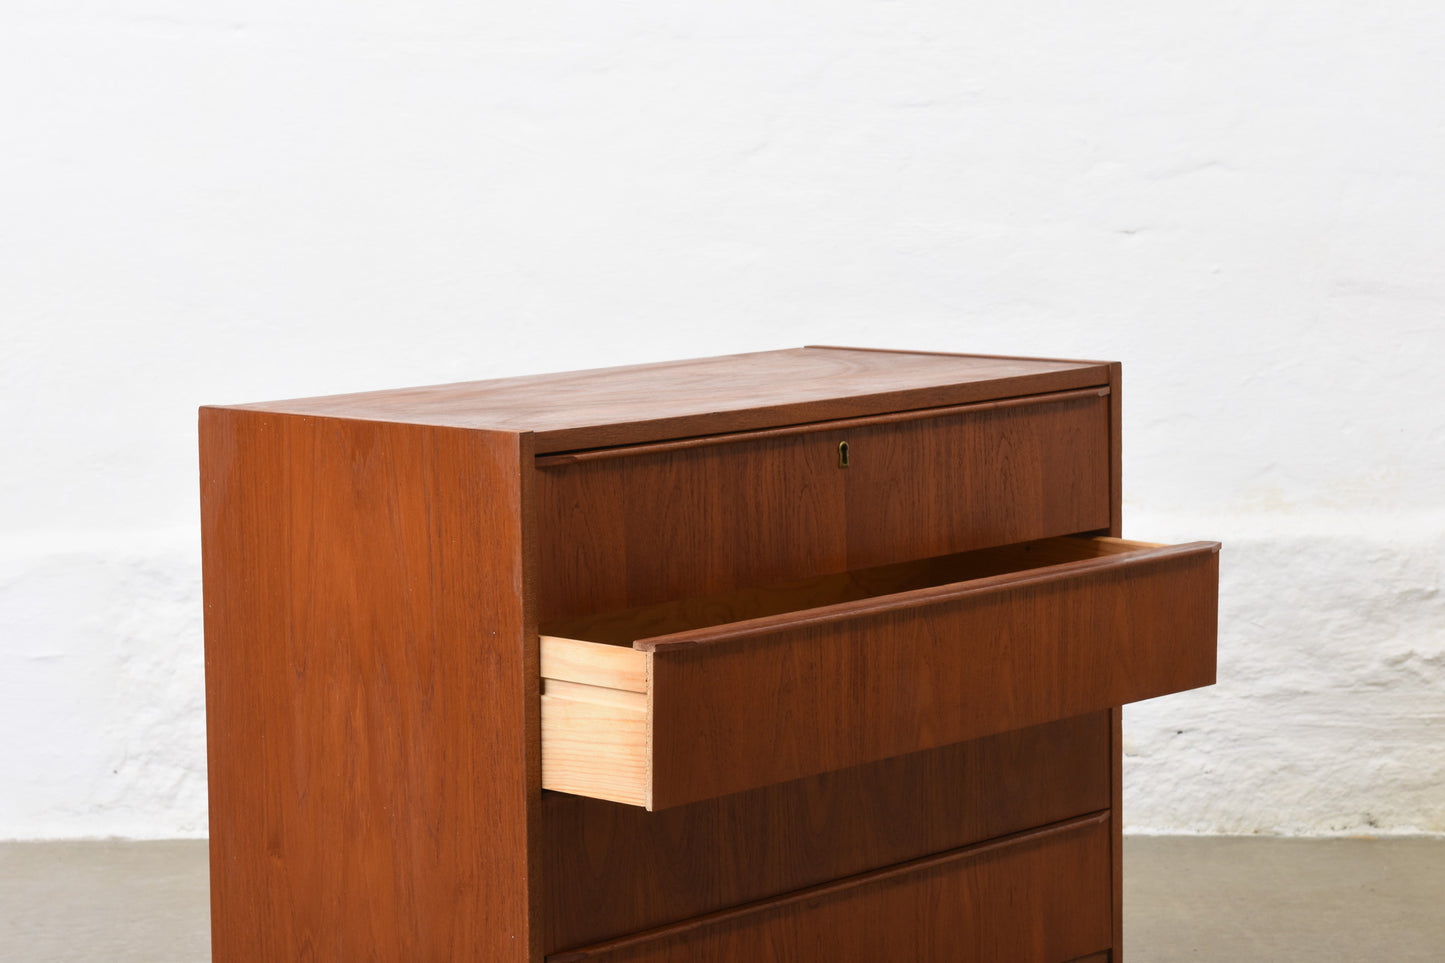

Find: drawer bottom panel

[548,812,1113,963]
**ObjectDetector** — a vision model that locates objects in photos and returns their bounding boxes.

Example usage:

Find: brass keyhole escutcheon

[838,440,850,468]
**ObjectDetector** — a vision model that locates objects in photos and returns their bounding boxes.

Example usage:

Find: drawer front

[547,812,1113,963]
[541,537,1217,810]
[647,540,1216,809]
[541,714,1112,952]
[535,388,1111,620]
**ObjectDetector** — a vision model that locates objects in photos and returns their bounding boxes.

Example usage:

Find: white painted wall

[2,2,1441,839]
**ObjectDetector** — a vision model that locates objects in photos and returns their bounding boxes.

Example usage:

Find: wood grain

[644,541,1219,809]
[532,387,1109,467]
[541,687,649,808]
[840,389,1110,570]
[228,347,1110,453]
[804,343,1113,366]
[1107,361,1123,539]
[547,812,1113,963]
[536,389,1110,620]
[1111,705,1125,963]
[542,714,1111,953]
[200,410,537,962]
[541,635,647,692]
[1106,362,1124,963]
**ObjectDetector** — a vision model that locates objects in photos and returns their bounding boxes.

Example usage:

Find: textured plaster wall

[2,3,1442,839]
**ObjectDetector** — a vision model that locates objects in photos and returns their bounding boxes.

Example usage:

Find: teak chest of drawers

[200,347,1218,962]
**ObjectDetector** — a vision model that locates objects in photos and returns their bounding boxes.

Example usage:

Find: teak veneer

[200,346,1219,962]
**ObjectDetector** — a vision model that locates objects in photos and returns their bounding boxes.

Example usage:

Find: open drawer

[541,535,1219,810]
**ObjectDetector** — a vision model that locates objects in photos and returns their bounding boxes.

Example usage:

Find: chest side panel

[201,411,537,962]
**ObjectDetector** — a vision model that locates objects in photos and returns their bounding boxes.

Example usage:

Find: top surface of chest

[218,346,1112,452]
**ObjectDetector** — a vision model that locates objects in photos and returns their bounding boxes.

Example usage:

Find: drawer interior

[542,535,1150,649]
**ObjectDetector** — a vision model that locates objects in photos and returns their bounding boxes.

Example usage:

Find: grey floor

[1,837,1442,961]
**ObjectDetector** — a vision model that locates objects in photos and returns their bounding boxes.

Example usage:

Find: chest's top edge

[204,346,1113,453]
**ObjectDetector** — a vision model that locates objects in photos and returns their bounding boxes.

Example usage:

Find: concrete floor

[1124,836,1445,961]
[1,837,1442,961]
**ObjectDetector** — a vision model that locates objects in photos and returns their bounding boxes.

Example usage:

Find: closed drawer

[541,535,1218,809]
[541,714,1112,952]
[547,811,1113,963]
[535,387,1111,621]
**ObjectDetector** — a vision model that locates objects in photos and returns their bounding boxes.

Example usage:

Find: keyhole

[838,440,850,468]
